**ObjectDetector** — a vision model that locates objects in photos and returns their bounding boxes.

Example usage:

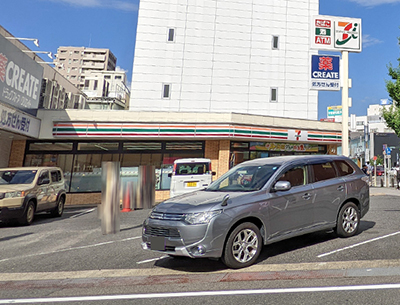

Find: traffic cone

[121,185,132,212]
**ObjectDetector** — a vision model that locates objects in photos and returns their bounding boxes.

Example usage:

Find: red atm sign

[315,19,332,45]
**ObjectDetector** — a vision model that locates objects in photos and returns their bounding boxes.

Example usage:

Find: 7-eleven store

[8,109,341,206]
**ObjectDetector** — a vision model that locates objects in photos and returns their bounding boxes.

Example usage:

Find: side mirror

[272,181,291,192]
[212,171,216,176]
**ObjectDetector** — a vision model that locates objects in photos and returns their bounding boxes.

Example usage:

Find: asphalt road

[0,193,400,304]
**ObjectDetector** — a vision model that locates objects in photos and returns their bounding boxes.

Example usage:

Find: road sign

[373,156,377,161]
[386,147,392,156]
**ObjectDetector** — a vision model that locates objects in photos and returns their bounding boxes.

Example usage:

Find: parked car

[169,158,215,197]
[0,167,66,225]
[142,155,370,269]
[375,165,384,176]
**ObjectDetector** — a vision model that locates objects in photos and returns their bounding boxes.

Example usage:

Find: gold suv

[0,167,67,225]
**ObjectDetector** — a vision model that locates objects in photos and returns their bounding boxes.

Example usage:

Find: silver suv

[142,155,370,268]
[0,167,67,225]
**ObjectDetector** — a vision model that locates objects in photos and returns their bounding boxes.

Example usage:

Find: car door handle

[337,185,344,191]
[302,193,311,200]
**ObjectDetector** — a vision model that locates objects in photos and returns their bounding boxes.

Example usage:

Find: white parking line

[136,256,168,265]
[1,283,400,303]
[0,236,141,263]
[318,231,400,258]
[69,208,96,218]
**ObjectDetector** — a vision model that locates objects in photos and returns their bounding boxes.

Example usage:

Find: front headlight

[4,191,25,199]
[184,210,222,225]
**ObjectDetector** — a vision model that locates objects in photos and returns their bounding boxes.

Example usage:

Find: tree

[382,35,400,137]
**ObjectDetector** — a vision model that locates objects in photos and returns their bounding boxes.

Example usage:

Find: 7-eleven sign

[311,15,362,53]
[288,130,308,141]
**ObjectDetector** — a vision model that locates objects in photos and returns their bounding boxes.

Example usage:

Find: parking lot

[0,190,399,275]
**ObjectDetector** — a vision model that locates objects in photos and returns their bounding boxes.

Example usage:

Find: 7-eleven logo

[335,21,361,50]
[289,129,307,141]
[295,130,301,141]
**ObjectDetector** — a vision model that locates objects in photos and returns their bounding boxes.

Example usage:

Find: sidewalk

[370,186,400,197]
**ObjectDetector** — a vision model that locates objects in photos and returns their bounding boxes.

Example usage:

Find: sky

[1,0,400,119]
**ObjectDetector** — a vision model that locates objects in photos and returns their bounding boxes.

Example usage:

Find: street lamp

[22,50,53,59]
[5,37,39,47]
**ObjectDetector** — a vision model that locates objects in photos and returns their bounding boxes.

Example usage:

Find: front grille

[144,225,181,238]
[150,212,185,221]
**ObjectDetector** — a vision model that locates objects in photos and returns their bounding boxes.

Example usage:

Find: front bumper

[141,217,227,258]
[0,205,25,221]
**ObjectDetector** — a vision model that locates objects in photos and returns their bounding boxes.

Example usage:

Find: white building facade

[130,0,319,119]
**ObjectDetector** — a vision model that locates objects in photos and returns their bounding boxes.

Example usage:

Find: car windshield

[0,170,37,185]
[206,163,280,192]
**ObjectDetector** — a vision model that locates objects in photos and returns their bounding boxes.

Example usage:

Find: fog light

[191,245,206,256]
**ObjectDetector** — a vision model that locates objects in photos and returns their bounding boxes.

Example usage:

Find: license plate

[150,236,165,251]
[186,182,197,187]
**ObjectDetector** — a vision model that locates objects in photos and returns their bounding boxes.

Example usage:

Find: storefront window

[25,140,205,193]
[70,154,120,192]
[29,142,73,151]
[77,142,119,151]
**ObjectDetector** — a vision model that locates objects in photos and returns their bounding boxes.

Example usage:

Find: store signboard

[250,142,319,153]
[0,101,40,138]
[311,15,362,52]
[327,105,342,118]
[0,34,43,109]
[310,55,340,90]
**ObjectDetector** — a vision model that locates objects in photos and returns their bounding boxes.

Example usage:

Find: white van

[169,158,215,198]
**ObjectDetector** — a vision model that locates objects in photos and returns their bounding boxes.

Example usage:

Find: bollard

[137,165,155,210]
[99,161,120,234]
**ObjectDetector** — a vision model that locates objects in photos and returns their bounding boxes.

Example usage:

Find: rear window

[334,160,355,177]
[311,162,336,182]
[174,163,210,175]
[51,170,62,182]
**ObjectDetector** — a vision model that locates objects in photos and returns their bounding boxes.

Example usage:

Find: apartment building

[82,70,130,109]
[54,46,117,88]
[130,0,319,120]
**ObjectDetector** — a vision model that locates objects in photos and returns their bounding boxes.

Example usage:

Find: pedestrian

[396,164,400,190]
[362,164,369,175]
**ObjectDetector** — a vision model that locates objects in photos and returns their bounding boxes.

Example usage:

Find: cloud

[347,0,400,7]
[363,34,383,48]
[46,0,138,11]
[116,66,128,73]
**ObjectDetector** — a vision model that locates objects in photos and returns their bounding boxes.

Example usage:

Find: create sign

[310,55,340,91]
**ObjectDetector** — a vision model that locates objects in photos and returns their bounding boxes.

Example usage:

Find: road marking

[136,256,168,265]
[1,283,400,303]
[318,231,400,258]
[0,236,141,263]
[3,259,400,282]
[69,208,96,218]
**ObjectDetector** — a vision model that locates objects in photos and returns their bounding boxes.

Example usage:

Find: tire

[51,196,65,217]
[336,202,360,237]
[19,201,35,226]
[222,222,262,269]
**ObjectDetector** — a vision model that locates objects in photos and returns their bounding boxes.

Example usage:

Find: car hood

[0,184,32,193]
[154,190,245,214]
